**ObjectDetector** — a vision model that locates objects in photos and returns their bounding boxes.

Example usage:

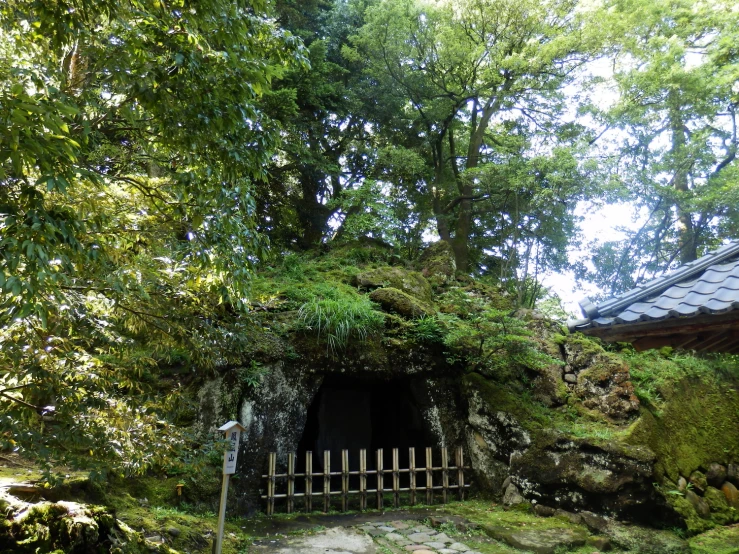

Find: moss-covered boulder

[556,334,640,420]
[510,435,658,519]
[353,266,432,303]
[418,240,456,286]
[626,378,739,483]
[369,287,431,318]
[462,373,532,491]
[1,501,155,554]
[574,351,640,420]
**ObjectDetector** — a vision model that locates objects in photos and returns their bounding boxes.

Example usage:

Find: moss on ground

[688,523,739,553]
[438,500,597,553]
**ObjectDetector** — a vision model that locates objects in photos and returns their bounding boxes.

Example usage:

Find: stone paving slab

[252,527,378,554]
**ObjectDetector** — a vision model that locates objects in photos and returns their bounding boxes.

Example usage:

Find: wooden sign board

[218,421,246,475]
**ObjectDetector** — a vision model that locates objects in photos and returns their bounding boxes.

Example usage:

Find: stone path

[356,520,481,554]
[249,518,482,554]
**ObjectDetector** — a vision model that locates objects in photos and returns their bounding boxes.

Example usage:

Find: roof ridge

[578,240,739,319]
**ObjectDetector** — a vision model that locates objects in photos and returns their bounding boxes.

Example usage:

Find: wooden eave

[580,310,739,353]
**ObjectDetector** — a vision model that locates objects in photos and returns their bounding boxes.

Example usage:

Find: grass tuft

[298,296,385,356]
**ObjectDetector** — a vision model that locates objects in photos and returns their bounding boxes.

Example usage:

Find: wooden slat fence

[261,446,469,515]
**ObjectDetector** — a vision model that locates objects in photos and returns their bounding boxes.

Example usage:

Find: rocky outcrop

[354,267,432,303]
[462,374,531,491]
[418,241,456,286]
[369,287,431,318]
[510,436,658,520]
[558,335,639,420]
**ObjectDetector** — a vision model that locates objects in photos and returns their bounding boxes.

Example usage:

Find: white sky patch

[542,201,647,318]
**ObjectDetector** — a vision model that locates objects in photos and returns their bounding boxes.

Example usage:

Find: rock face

[418,241,456,286]
[558,335,639,421]
[462,375,531,491]
[574,353,640,420]
[369,287,430,318]
[198,360,466,513]
[354,267,433,303]
[510,436,658,519]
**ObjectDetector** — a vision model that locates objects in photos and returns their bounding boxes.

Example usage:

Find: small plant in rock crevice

[410,314,445,343]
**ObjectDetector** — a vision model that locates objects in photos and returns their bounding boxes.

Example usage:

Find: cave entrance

[297,374,432,472]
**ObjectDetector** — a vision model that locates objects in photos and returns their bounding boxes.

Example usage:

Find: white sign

[217,420,246,476]
[223,428,240,474]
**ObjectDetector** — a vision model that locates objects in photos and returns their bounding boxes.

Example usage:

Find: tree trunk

[668,92,697,264]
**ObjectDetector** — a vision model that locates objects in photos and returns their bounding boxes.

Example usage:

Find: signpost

[215,420,246,554]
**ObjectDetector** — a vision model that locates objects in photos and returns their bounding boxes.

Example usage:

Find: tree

[257,0,378,249]
[582,0,739,292]
[348,0,593,273]
[0,0,305,475]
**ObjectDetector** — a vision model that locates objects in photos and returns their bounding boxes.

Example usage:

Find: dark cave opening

[296,374,433,473]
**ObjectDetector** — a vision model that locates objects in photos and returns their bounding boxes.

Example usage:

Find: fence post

[376,448,384,510]
[441,447,449,504]
[392,448,400,508]
[268,452,277,516]
[287,452,295,514]
[323,450,331,513]
[409,447,416,506]
[456,446,465,501]
[341,449,349,512]
[425,447,433,505]
[305,451,313,512]
[359,449,367,511]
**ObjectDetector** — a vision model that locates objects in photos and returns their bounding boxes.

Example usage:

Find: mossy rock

[556,333,606,371]
[418,240,456,286]
[689,524,739,554]
[353,266,432,303]
[668,495,716,535]
[462,372,546,432]
[574,351,640,420]
[369,287,431,318]
[2,501,154,554]
[704,486,739,525]
[626,378,739,483]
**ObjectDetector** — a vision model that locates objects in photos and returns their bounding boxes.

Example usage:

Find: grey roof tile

[568,241,739,332]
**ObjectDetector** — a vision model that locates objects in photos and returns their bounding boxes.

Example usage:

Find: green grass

[298,295,385,356]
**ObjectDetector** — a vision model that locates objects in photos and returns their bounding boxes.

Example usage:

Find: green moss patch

[689,523,739,553]
[626,378,739,482]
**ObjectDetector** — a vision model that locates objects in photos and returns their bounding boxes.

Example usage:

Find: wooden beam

[583,311,739,343]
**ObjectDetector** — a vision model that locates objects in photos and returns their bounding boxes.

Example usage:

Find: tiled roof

[568,241,739,332]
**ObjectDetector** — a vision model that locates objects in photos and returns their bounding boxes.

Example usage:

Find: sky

[541,201,643,319]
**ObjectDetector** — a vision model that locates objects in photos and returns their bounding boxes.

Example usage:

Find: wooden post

[287,452,295,514]
[409,447,416,506]
[215,421,245,554]
[216,474,230,552]
[376,448,384,509]
[425,447,433,505]
[323,450,331,513]
[359,449,367,511]
[456,446,465,501]
[441,447,449,504]
[268,452,277,515]
[392,448,400,508]
[305,451,313,513]
[341,449,349,512]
